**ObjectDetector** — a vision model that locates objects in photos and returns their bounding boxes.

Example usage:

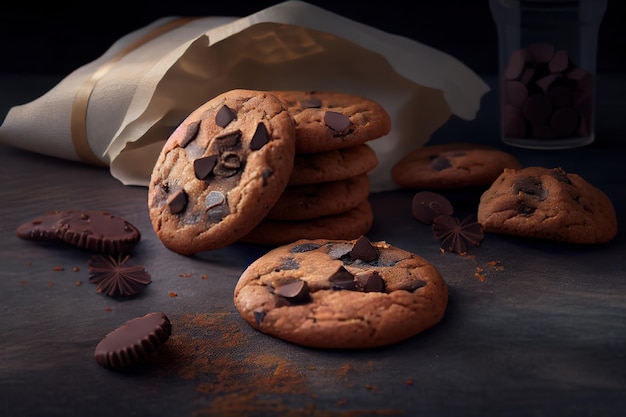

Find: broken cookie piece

[477,167,617,243]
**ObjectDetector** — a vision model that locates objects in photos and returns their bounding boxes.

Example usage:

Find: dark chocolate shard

[514,177,547,200]
[329,266,357,290]
[300,97,322,108]
[216,104,236,128]
[180,120,201,148]
[215,130,242,148]
[430,156,452,171]
[205,191,225,209]
[88,254,151,297]
[411,191,454,224]
[274,279,310,303]
[432,215,484,255]
[254,311,266,325]
[549,167,572,184]
[168,190,188,214]
[194,155,218,180]
[324,111,351,133]
[356,271,385,293]
[94,312,171,368]
[290,243,321,253]
[350,236,378,262]
[250,122,269,150]
[279,257,300,271]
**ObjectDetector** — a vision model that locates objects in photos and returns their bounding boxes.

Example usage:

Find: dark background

[1,0,624,77]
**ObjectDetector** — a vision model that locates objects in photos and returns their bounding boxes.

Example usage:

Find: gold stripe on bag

[70,17,198,166]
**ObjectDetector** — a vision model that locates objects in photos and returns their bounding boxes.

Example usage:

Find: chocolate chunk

[168,190,188,214]
[327,243,353,260]
[514,177,547,200]
[215,130,242,149]
[329,266,357,290]
[356,271,385,293]
[501,43,594,140]
[324,111,351,133]
[517,200,536,215]
[549,49,569,73]
[215,104,236,128]
[194,155,217,180]
[549,167,572,184]
[275,279,310,303]
[180,120,200,148]
[250,122,269,150]
[550,107,580,137]
[411,191,454,224]
[94,312,171,368]
[505,48,528,80]
[205,190,225,209]
[88,254,151,297]
[522,94,553,126]
[430,155,452,172]
[505,81,528,108]
[402,279,427,292]
[290,243,322,253]
[432,215,484,255]
[300,96,322,108]
[280,257,300,270]
[350,236,378,262]
[528,42,555,63]
[254,311,266,325]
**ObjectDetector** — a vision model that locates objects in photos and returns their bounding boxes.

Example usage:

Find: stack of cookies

[241,91,390,246]
[148,89,390,255]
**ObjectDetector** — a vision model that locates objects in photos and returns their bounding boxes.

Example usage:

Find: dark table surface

[1,52,625,417]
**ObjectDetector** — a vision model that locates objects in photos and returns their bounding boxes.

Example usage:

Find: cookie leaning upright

[234,236,448,349]
[148,90,296,255]
[477,167,618,244]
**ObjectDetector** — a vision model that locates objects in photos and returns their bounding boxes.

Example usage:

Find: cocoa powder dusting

[146,312,405,416]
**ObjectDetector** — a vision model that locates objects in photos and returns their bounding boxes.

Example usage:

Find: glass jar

[490,0,608,149]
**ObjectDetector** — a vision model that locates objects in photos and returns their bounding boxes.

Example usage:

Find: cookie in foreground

[477,166,618,244]
[148,89,296,255]
[233,236,448,349]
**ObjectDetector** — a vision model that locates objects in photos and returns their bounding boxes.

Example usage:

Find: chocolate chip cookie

[269,90,391,154]
[241,199,374,246]
[267,174,371,221]
[289,144,378,186]
[234,236,448,349]
[477,166,618,244]
[148,89,296,255]
[391,142,522,189]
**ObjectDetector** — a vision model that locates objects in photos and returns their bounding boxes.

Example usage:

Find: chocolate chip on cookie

[268,90,391,154]
[234,236,448,349]
[148,90,296,255]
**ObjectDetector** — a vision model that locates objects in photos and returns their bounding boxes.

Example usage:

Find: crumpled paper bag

[0,0,489,192]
